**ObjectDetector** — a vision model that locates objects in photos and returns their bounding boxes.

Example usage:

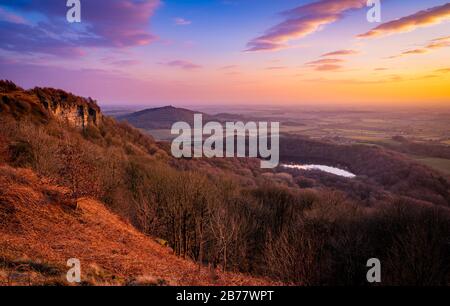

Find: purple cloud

[305,58,344,72]
[306,58,344,66]
[358,3,450,38]
[0,21,86,57]
[321,49,359,57]
[246,0,366,52]
[0,0,160,56]
[161,60,202,70]
[314,64,342,71]
[101,57,141,67]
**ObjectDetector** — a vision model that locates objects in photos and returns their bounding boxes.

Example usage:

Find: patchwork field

[412,157,450,176]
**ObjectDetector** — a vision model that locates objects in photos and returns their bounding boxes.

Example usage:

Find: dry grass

[0,164,274,286]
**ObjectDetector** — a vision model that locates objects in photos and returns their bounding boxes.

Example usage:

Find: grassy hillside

[0,165,271,286]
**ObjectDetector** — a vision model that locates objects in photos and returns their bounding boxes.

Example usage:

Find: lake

[281,164,356,178]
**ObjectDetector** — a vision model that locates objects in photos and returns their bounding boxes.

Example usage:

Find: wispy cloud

[174,17,192,26]
[412,74,439,80]
[435,67,450,74]
[308,49,358,72]
[219,65,239,70]
[265,66,287,70]
[314,64,342,71]
[161,60,202,70]
[302,74,409,84]
[102,57,140,67]
[358,3,450,39]
[389,36,450,58]
[306,58,344,65]
[0,21,87,57]
[224,71,241,76]
[245,0,366,52]
[0,7,26,24]
[321,49,359,57]
[305,58,344,72]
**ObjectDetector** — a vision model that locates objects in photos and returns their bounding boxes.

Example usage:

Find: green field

[413,157,450,176]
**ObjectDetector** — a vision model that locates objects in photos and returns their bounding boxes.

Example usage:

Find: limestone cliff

[32,87,102,128]
[0,80,102,129]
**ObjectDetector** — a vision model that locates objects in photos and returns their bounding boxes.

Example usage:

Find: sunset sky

[0,0,449,106]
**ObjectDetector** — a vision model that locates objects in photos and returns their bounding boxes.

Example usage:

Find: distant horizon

[100,102,450,114]
[4,78,450,112]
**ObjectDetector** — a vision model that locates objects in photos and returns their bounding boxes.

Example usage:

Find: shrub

[8,141,34,167]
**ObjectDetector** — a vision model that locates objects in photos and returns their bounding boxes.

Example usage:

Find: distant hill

[118,106,217,129]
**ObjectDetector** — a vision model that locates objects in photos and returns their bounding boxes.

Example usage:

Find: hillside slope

[0,165,271,286]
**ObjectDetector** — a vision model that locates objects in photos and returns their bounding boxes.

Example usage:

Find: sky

[0,0,449,107]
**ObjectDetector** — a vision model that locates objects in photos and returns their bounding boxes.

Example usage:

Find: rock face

[51,102,100,128]
[33,88,102,129]
[0,80,102,129]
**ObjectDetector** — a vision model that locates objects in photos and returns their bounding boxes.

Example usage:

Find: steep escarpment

[0,80,101,129]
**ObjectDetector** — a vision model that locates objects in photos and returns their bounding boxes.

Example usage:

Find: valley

[112,105,450,176]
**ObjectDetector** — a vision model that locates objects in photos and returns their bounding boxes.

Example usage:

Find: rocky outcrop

[32,87,102,129]
[0,80,102,129]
